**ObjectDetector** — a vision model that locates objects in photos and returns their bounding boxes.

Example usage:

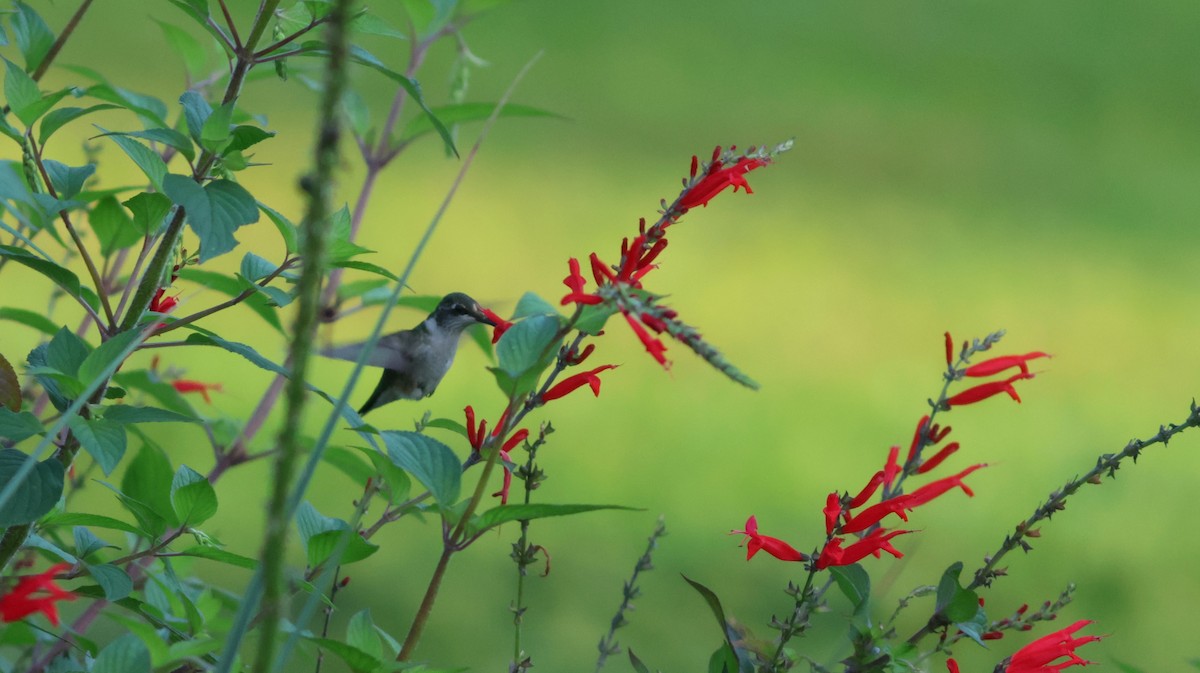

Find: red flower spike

[731,516,807,562]
[964,352,1051,378]
[172,379,222,404]
[541,364,617,403]
[838,497,912,534]
[823,492,842,535]
[945,373,1035,408]
[640,312,668,334]
[679,156,770,210]
[882,445,901,489]
[1007,620,1102,673]
[917,442,960,475]
[847,470,885,509]
[561,258,603,306]
[481,308,513,344]
[816,528,911,569]
[618,235,647,281]
[0,564,76,626]
[905,464,987,508]
[907,415,930,462]
[946,659,961,673]
[589,252,616,286]
[623,312,669,367]
[944,331,954,365]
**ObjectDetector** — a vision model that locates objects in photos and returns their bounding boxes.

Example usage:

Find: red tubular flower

[561,258,604,306]
[823,492,842,535]
[964,352,1050,378]
[847,470,885,509]
[946,659,960,673]
[731,516,807,562]
[493,449,514,504]
[1007,620,1102,673]
[679,156,770,209]
[838,496,913,534]
[917,442,960,475]
[464,406,486,450]
[816,528,911,569]
[564,342,595,366]
[481,308,513,344]
[944,331,954,365]
[907,415,930,462]
[541,365,617,403]
[882,445,901,488]
[622,312,669,367]
[905,464,986,507]
[150,288,178,314]
[501,428,529,453]
[172,379,222,404]
[945,373,1035,408]
[589,252,616,286]
[0,564,76,626]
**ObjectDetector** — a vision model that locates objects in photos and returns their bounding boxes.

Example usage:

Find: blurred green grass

[5,0,1200,671]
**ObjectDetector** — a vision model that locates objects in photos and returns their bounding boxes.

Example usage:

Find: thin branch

[216,0,243,49]
[150,256,297,336]
[30,0,94,82]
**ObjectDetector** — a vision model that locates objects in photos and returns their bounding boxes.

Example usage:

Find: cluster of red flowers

[560,146,772,369]
[0,564,75,626]
[943,332,1049,409]
[172,379,223,404]
[464,405,529,505]
[947,620,1101,673]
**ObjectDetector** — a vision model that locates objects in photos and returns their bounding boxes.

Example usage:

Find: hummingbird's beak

[473,305,497,327]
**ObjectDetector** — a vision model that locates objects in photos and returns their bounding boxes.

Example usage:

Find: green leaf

[75,78,169,128]
[68,416,128,476]
[258,202,298,253]
[86,563,133,601]
[24,532,77,564]
[337,278,388,303]
[170,465,218,526]
[0,351,19,412]
[112,370,197,418]
[301,636,380,673]
[39,104,121,146]
[179,91,213,142]
[239,252,276,282]
[41,511,145,536]
[78,329,143,386]
[177,268,282,332]
[381,431,461,506]
[2,57,40,127]
[513,292,560,320]
[935,562,980,623]
[42,160,95,200]
[0,448,64,526]
[331,259,399,281]
[163,174,259,261]
[830,564,871,612]
[103,405,199,425]
[322,446,375,486]
[400,102,561,143]
[709,644,739,673]
[100,128,196,163]
[90,195,141,255]
[359,447,411,504]
[0,307,60,336]
[105,612,171,667]
[345,609,383,664]
[295,502,379,567]
[629,649,653,673]
[155,19,208,76]
[120,442,179,534]
[200,101,234,152]
[575,302,618,335]
[123,192,173,237]
[102,130,168,192]
[0,408,42,441]
[177,545,257,569]
[225,125,274,155]
[682,575,755,673]
[10,2,54,72]
[472,503,637,534]
[93,633,151,673]
[496,314,559,378]
[0,245,85,306]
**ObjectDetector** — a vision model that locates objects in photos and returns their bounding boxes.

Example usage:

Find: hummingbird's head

[433,292,497,332]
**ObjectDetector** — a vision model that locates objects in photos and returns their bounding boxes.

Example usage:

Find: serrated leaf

[496,314,559,378]
[39,104,121,146]
[163,175,259,261]
[258,202,298,253]
[239,252,275,282]
[381,431,461,506]
[42,160,95,200]
[120,443,178,534]
[86,563,133,601]
[472,503,637,534]
[99,128,196,163]
[2,57,45,127]
[225,125,274,155]
[179,91,212,142]
[170,465,217,526]
[102,130,168,191]
[513,292,560,320]
[0,307,60,336]
[359,447,411,504]
[90,195,141,255]
[0,351,19,412]
[68,416,127,476]
[10,2,54,72]
[830,564,871,612]
[41,511,144,536]
[93,633,151,673]
[102,405,199,425]
[199,101,234,151]
[295,502,379,567]
[0,448,64,526]
[0,408,42,441]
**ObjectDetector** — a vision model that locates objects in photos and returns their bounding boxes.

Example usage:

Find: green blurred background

[5,0,1200,670]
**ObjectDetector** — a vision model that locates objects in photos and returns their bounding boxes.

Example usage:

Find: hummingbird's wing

[320,331,419,370]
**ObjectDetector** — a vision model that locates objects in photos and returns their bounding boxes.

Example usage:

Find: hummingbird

[322,292,496,415]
